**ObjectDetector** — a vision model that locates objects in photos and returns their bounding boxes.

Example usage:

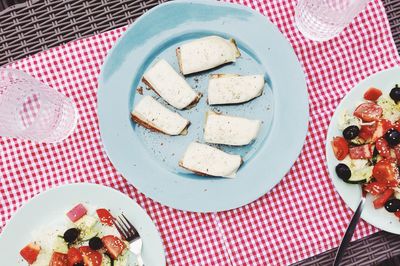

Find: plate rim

[326,66,400,234]
[97,0,309,212]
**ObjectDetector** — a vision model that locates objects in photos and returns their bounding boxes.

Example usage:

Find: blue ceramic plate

[98,0,309,212]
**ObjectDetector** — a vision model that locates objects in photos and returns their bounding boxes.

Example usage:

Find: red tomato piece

[395,210,400,218]
[66,203,87,222]
[102,235,127,259]
[67,247,83,266]
[363,87,382,101]
[20,243,41,264]
[375,138,391,158]
[96,209,114,226]
[371,119,393,142]
[79,246,102,266]
[349,144,372,159]
[49,252,68,266]
[353,102,383,122]
[363,182,388,196]
[373,189,394,209]
[372,158,399,186]
[359,124,377,141]
[331,137,349,160]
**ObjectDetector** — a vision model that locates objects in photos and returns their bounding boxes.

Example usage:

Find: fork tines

[113,213,140,242]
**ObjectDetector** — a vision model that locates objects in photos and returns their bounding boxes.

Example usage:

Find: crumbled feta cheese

[338,110,362,130]
[377,96,400,123]
[75,215,99,239]
[75,215,97,229]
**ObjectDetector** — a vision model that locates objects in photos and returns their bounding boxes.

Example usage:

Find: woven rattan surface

[0,0,399,66]
[385,0,400,52]
[293,230,400,265]
[1,0,400,265]
[0,0,168,65]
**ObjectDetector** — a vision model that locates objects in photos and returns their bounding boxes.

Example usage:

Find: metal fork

[113,213,144,266]
[333,190,366,266]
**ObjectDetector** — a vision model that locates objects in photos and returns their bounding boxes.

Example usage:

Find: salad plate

[326,67,400,234]
[98,0,309,212]
[0,183,166,265]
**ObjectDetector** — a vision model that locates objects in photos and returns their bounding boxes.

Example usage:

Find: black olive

[384,198,400,213]
[373,146,379,157]
[335,164,351,181]
[89,236,103,250]
[390,84,400,103]
[384,129,400,147]
[343,125,360,140]
[63,228,80,244]
[73,263,84,266]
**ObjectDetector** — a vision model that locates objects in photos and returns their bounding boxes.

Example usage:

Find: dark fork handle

[333,196,366,266]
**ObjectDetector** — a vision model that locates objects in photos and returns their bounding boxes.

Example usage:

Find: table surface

[1,0,400,265]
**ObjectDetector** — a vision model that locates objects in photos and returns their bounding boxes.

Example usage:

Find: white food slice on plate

[176,35,241,75]
[142,59,201,109]
[208,74,265,105]
[179,142,242,178]
[131,96,190,136]
[204,111,261,146]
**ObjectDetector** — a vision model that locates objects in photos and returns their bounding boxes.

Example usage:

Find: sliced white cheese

[176,36,241,75]
[204,111,261,146]
[132,96,190,136]
[142,59,201,109]
[179,142,242,178]
[208,74,264,105]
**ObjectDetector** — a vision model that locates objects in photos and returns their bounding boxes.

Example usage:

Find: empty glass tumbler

[0,68,77,143]
[295,0,371,41]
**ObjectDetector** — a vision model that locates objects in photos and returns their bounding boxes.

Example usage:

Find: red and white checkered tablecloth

[1,0,400,265]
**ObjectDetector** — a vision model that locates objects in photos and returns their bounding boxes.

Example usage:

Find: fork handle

[333,197,366,266]
[135,253,144,266]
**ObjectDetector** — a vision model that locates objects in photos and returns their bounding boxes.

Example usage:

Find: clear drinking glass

[295,0,371,41]
[0,68,77,143]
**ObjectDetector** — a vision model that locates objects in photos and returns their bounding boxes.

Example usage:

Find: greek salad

[331,85,400,218]
[19,203,129,266]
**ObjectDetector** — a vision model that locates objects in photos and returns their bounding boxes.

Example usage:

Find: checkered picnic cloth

[1,0,400,265]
